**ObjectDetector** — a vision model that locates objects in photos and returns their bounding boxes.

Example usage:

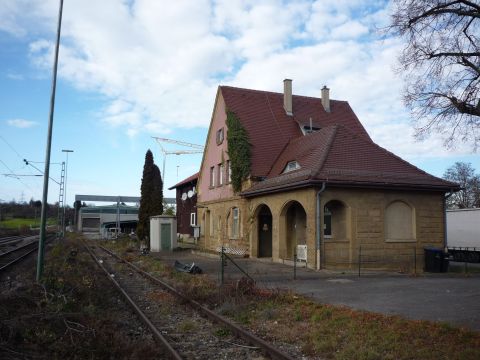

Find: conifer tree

[137,150,164,242]
[151,164,164,216]
[137,150,155,241]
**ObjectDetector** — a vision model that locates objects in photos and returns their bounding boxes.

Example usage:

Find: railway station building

[193,80,459,271]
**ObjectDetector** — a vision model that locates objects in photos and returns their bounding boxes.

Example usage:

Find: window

[385,201,415,241]
[324,206,332,238]
[226,160,231,183]
[210,166,215,187]
[283,160,300,173]
[216,127,224,145]
[218,163,224,186]
[231,207,239,238]
[303,126,320,134]
[190,212,196,226]
[323,200,347,240]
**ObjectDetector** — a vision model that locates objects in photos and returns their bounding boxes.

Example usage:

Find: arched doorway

[281,201,307,260]
[257,205,272,257]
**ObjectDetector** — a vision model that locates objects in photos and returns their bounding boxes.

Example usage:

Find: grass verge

[0,217,56,229]
[102,237,480,360]
[0,234,165,359]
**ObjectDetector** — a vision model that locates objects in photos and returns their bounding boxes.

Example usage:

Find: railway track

[85,242,296,360]
[0,238,40,272]
[0,235,37,248]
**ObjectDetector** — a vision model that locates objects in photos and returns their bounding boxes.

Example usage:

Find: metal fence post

[413,246,417,275]
[358,245,362,277]
[294,252,297,280]
[220,246,225,286]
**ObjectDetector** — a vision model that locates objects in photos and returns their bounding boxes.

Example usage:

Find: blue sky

[1,0,479,206]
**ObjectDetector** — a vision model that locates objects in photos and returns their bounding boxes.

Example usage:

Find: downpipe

[316,182,326,270]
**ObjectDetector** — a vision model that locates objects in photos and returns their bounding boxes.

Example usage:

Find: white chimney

[321,85,330,113]
[283,79,293,116]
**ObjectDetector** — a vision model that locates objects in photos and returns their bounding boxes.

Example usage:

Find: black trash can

[424,248,449,272]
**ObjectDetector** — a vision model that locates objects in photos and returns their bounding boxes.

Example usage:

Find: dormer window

[302,125,320,135]
[283,160,300,173]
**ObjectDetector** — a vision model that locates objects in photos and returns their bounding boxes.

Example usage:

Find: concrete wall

[447,208,480,248]
[197,186,445,272]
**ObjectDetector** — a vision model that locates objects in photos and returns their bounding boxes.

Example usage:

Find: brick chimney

[283,79,293,116]
[321,85,330,113]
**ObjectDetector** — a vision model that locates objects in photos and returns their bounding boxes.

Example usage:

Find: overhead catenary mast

[37,0,64,282]
[152,137,204,189]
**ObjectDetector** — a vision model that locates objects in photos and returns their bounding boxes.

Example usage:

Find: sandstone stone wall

[197,186,445,272]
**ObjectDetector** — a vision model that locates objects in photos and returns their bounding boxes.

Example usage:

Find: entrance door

[161,223,171,250]
[258,211,272,257]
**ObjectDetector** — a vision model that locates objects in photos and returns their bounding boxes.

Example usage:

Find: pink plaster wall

[198,91,234,202]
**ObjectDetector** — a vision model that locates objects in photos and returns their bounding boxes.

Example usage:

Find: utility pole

[37,0,63,282]
[61,149,73,236]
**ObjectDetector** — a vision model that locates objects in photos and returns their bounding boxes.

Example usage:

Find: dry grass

[102,237,480,360]
[0,235,165,359]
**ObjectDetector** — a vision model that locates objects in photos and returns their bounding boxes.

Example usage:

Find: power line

[0,159,20,179]
[23,159,60,185]
[0,135,23,160]
[0,158,33,190]
[2,174,42,177]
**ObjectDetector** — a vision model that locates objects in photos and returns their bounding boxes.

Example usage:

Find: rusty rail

[83,242,183,360]
[98,244,295,360]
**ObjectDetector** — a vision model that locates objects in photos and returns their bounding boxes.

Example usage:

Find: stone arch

[385,200,416,241]
[279,200,307,260]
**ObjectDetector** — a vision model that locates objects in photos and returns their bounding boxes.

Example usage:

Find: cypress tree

[151,164,164,216]
[137,150,155,241]
[137,150,164,243]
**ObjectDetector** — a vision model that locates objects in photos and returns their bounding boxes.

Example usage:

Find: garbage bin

[424,248,449,272]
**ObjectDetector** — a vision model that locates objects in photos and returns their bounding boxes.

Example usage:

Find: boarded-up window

[385,201,415,241]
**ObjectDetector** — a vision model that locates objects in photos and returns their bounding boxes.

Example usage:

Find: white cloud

[6,118,37,128]
[1,0,475,159]
[6,71,24,80]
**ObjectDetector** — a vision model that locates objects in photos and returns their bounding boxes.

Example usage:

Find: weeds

[98,237,480,360]
[0,235,165,359]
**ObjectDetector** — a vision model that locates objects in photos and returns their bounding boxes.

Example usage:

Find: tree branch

[409,2,480,25]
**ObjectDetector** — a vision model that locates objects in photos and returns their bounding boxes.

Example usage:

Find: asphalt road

[154,248,480,331]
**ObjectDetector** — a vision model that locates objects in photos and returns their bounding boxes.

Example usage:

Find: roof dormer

[282,160,301,173]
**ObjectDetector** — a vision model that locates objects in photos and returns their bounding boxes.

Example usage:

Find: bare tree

[443,162,480,208]
[388,0,480,149]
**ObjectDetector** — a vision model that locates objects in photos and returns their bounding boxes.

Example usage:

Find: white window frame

[227,160,231,183]
[190,212,196,226]
[283,160,300,173]
[219,163,224,186]
[210,166,215,187]
[232,207,239,238]
[216,127,224,145]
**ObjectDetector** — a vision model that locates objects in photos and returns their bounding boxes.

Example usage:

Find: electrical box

[150,215,177,252]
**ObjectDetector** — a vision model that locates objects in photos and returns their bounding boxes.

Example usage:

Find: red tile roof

[243,125,458,195]
[168,172,199,190]
[220,86,371,178]
[218,85,458,195]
